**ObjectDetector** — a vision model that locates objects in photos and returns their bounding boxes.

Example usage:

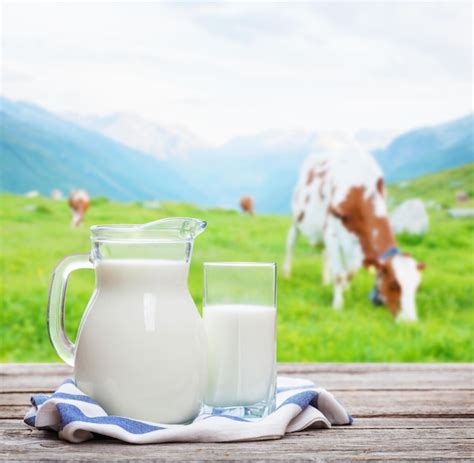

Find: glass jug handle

[47,254,93,366]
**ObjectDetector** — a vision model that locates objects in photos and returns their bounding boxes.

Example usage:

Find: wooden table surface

[0,363,472,461]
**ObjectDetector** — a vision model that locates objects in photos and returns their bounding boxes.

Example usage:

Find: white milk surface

[74,259,207,424]
[203,304,276,407]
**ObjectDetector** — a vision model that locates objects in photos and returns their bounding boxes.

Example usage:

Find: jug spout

[141,217,207,241]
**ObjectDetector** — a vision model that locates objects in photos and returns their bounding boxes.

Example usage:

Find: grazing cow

[69,190,90,227]
[240,196,255,215]
[456,191,469,203]
[283,137,425,322]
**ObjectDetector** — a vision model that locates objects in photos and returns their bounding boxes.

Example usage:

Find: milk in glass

[204,304,276,407]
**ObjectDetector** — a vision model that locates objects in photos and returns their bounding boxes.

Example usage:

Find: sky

[2,1,472,145]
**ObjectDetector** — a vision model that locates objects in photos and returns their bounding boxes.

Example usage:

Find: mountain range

[0,98,206,203]
[373,114,474,182]
[1,96,472,213]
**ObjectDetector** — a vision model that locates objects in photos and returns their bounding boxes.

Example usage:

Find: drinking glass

[203,262,277,419]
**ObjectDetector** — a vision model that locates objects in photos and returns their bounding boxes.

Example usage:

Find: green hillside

[387,163,474,209]
[1,164,473,362]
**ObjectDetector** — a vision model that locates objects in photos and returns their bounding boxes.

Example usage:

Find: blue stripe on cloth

[313,391,319,408]
[63,379,75,385]
[31,395,49,407]
[278,390,318,410]
[56,403,164,434]
[51,392,99,405]
[24,416,36,427]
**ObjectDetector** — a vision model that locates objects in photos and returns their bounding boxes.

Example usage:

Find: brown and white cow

[283,137,425,322]
[240,196,255,215]
[69,190,90,227]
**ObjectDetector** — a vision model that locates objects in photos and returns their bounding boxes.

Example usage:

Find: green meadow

[1,164,473,362]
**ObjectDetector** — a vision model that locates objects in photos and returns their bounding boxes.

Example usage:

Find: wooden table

[0,363,472,461]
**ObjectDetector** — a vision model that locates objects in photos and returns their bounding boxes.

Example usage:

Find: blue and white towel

[24,377,352,443]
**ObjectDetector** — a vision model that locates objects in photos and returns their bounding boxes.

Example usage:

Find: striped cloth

[24,377,352,443]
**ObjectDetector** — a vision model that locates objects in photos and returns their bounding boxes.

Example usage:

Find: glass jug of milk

[47,218,207,424]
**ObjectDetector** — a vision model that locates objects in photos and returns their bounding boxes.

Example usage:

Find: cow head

[364,254,425,322]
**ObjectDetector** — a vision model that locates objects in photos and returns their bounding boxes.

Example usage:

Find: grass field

[1,164,473,362]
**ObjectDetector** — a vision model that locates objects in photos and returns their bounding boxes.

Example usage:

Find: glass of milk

[203,262,277,419]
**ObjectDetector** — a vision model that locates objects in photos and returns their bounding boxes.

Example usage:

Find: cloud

[175,2,305,42]
[1,67,33,84]
[2,1,472,144]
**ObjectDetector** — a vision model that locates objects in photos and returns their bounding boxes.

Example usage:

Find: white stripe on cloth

[24,377,352,443]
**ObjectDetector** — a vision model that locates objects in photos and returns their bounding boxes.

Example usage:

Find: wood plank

[0,364,72,393]
[0,420,472,461]
[1,417,473,430]
[1,363,473,392]
[278,363,474,391]
[2,390,473,420]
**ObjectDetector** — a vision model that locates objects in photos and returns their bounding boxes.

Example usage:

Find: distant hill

[374,114,473,182]
[167,130,317,213]
[387,163,474,210]
[0,98,206,202]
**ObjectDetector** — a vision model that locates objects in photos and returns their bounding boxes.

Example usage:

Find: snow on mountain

[65,112,207,160]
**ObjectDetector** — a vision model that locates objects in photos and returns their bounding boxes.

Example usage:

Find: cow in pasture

[283,137,425,322]
[240,196,255,215]
[456,191,469,203]
[69,190,90,227]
